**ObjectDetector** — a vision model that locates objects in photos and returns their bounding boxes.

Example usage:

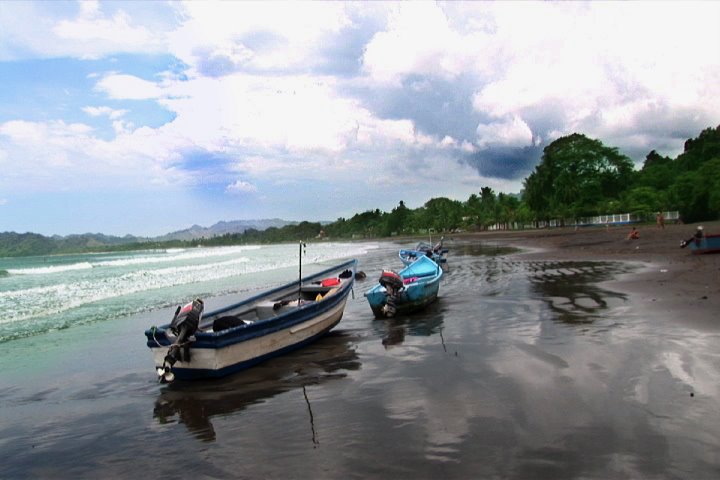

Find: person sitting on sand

[627,227,640,240]
[680,226,704,248]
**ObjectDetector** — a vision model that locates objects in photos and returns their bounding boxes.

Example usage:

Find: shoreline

[451,220,720,330]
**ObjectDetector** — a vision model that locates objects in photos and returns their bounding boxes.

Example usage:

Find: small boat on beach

[364,255,443,318]
[145,259,357,382]
[685,233,720,255]
[399,238,448,266]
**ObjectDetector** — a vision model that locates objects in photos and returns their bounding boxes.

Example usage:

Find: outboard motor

[158,298,204,383]
[378,270,403,317]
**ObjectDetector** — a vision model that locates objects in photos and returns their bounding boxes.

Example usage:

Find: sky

[1,1,719,237]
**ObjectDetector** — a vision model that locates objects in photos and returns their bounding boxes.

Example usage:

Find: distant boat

[364,255,443,318]
[145,259,357,382]
[399,238,448,266]
[687,234,720,255]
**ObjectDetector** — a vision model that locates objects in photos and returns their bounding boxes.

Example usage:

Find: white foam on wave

[7,262,94,275]
[4,245,264,275]
[1,241,376,328]
[93,245,263,267]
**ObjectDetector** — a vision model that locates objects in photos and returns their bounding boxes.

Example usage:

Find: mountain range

[153,218,297,241]
[0,218,297,256]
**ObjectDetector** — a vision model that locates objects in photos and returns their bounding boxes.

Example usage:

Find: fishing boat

[145,258,357,382]
[399,237,448,266]
[365,255,443,318]
[686,233,720,254]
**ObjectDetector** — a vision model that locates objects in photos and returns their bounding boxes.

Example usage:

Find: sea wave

[0,241,376,341]
[0,244,361,324]
[93,245,262,268]
[4,245,265,275]
[7,262,94,275]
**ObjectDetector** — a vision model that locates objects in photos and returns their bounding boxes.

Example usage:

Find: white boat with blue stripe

[145,258,357,382]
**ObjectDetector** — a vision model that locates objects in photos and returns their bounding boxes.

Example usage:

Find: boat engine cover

[170,298,204,337]
[379,270,403,291]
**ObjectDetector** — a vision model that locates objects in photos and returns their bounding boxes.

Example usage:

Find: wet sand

[454,220,720,330]
[2,231,720,478]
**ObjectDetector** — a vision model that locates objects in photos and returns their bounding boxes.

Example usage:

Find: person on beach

[680,226,703,248]
[627,226,640,240]
[656,212,665,229]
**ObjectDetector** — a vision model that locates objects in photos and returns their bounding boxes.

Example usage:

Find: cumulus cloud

[0,0,170,60]
[82,106,128,119]
[476,116,534,149]
[468,2,720,157]
[226,180,257,194]
[168,1,352,75]
[0,118,192,191]
[52,1,162,58]
[95,74,164,100]
[1,1,719,234]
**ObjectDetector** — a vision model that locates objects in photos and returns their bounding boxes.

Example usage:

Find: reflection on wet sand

[527,261,632,324]
[372,302,445,348]
[153,331,360,441]
[4,240,719,478]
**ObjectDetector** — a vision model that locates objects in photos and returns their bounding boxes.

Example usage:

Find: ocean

[1,239,719,478]
[0,242,376,344]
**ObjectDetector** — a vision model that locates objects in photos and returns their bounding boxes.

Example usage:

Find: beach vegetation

[523,133,635,223]
[2,126,719,257]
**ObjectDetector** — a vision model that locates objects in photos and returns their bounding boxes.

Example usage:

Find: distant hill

[0,218,296,257]
[154,218,297,241]
[0,231,145,256]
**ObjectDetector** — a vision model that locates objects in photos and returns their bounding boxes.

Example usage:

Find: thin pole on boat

[299,240,306,303]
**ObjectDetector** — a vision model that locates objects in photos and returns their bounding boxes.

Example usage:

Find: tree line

[2,125,718,256]
[203,124,720,244]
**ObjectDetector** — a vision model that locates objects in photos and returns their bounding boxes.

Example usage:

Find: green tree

[382,200,411,236]
[479,186,498,229]
[523,133,635,222]
[637,150,676,191]
[621,186,666,217]
[422,197,463,232]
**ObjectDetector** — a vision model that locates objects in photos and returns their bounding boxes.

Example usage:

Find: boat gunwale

[145,259,357,349]
[364,255,443,317]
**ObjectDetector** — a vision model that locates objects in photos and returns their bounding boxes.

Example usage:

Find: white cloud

[149,71,452,163]
[467,2,720,153]
[0,119,191,192]
[0,0,169,60]
[169,1,352,74]
[476,116,533,149]
[362,2,477,85]
[0,198,7,206]
[226,180,257,194]
[1,0,719,234]
[82,106,128,119]
[95,74,164,100]
[52,1,162,59]
[358,1,720,157]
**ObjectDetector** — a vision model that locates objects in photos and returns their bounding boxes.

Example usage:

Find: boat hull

[689,234,720,255]
[148,295,349,379]
[365,255,443,318]
[145,259,356,380]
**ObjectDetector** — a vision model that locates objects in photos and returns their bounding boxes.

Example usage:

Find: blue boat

[145,259,357,382]
[364,255,443,318]
[399,238,448,266]
[687,233,720,255]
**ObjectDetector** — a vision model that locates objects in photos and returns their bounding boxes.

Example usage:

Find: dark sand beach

[462,220,720,330]
[2,225,720,479]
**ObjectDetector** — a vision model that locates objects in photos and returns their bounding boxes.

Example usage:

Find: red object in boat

[320,277,341,287]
